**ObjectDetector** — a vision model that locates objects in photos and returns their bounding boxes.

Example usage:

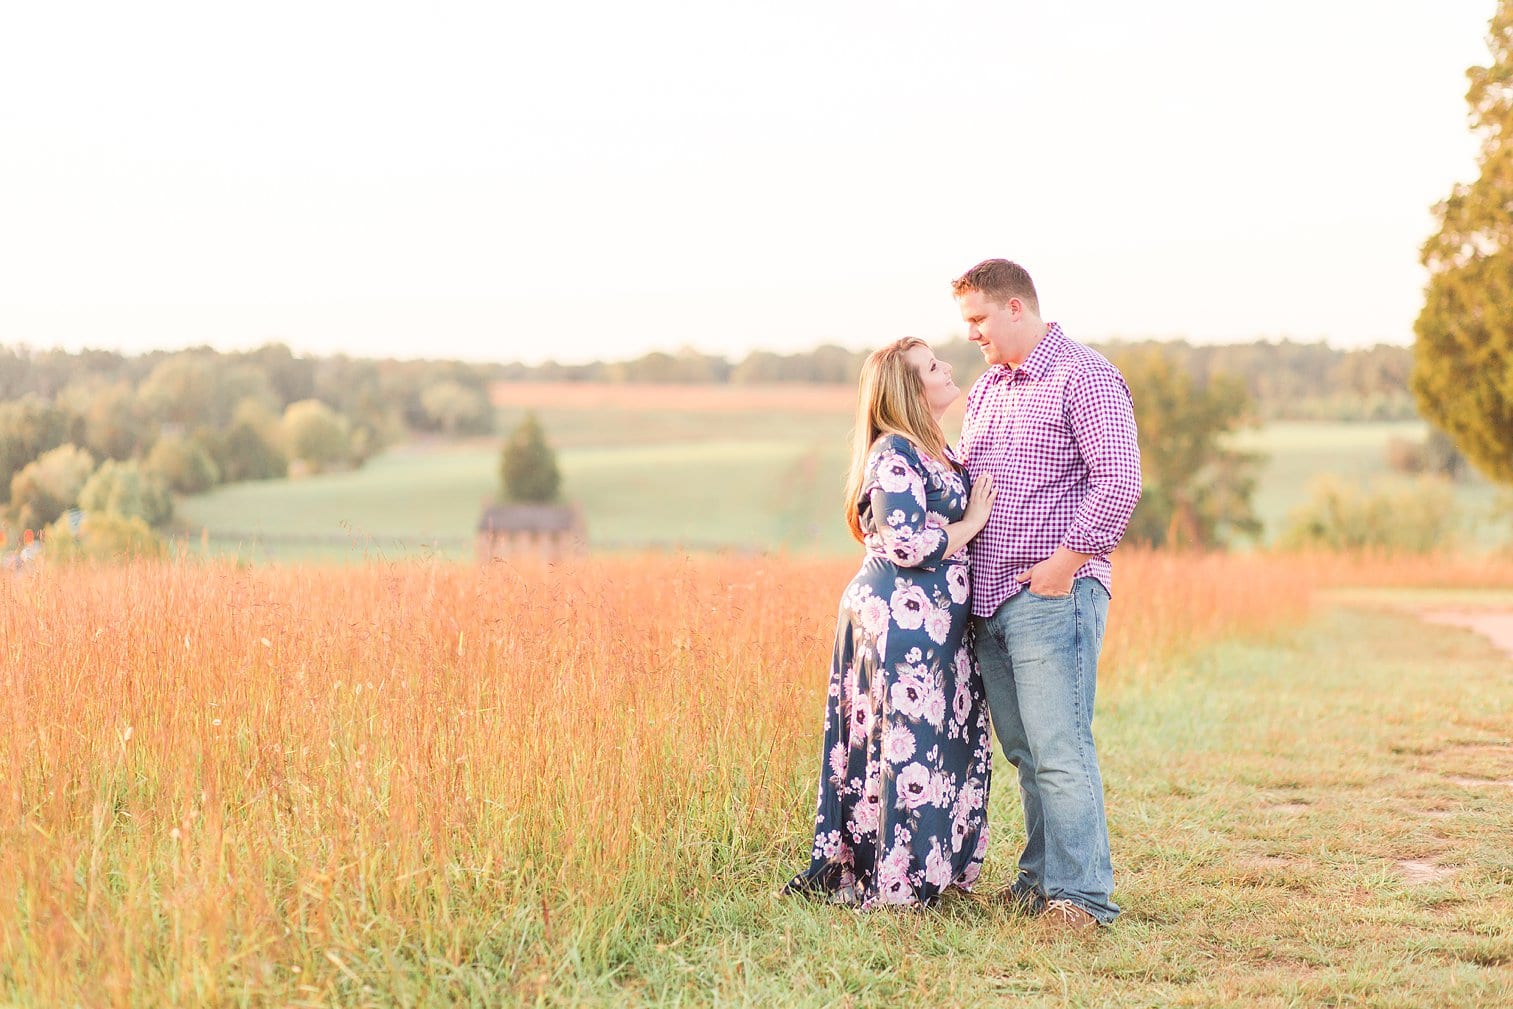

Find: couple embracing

[785,259,1143,931]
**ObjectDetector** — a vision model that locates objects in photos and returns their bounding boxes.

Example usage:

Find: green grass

[270,601,1509,1008]
[509,604,1512,1007]
[171,418,1512,562]
[175,436,857,561]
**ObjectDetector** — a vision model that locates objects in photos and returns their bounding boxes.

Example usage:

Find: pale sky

[0,1,1495,365]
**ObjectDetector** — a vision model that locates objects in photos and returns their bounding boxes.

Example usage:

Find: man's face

[957,289,1019,367]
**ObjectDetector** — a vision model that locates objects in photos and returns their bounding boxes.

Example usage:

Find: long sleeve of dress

[863,437,950,570]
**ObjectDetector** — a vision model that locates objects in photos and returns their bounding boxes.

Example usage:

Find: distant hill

[2,335,1416,428]
[495,338,1417,422]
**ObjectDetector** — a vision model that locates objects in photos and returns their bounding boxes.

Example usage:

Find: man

[953,259,1142,931]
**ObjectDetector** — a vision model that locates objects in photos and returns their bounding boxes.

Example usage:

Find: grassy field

[1231,421,1510,550]
[3,552,1510,1006]
[170,390,1511,562]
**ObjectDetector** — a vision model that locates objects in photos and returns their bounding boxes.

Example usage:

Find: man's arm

[1017,364,1142,596]
[1063,363,1143,555]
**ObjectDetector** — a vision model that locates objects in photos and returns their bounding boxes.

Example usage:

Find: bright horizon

[0,1,1495,367]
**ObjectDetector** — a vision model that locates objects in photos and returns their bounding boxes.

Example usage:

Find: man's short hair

[951,259,1039,313]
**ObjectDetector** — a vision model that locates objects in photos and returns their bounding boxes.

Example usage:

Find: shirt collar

[986,322,1066,382]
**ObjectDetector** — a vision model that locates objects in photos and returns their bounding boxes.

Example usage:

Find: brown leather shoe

[1038,898,1099,933]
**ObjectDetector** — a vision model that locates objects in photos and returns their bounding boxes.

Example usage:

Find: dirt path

[1417,608,1513,660]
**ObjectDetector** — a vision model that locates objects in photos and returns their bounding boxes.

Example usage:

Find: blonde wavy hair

[843,337,952,543]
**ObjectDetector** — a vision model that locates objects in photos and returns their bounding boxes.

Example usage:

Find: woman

[785,337,997,908]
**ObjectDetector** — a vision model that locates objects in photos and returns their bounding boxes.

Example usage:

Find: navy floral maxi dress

[785,434,993,908]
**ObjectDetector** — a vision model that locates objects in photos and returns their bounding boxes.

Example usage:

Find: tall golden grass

[1,549,1506,1003]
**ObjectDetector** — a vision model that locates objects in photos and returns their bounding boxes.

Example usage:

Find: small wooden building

[476,503,586,562]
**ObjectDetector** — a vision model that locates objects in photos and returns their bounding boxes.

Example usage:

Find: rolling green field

[173,411,1511,563]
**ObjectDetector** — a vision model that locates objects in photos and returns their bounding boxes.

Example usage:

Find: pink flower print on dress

[924,838,954,889]
[894,762,932,809]
[858,595,889,638]
[828,740,848,782]
[814,829,844,860]
[890,584,930,630]
[889,665,931,721]
[952,680,972,728]
[849,690,875,743]
[923,679,947,730]
[876,849,915,905]
[959,777,985,812]
[785,428,990,908]
[925,769,953,809]
[882,723,916,764]
[951,808,970,853]
[874,451,914,493]
[851,774,881,837]
[924,604,952,645]
[947,564,970,605]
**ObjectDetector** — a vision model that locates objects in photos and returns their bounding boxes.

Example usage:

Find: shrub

[78,459,174,527]
[44,511,165,561]
[1278,476,1455,553]
[1384,437,1426,475]
[1385,430,1467,480]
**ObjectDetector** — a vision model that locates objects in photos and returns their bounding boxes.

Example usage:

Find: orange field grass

[2,549,1504,1003]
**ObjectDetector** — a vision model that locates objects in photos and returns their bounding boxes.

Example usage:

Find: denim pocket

[1025,587,1073,601]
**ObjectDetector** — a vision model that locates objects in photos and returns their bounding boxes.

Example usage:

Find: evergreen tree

[500,412,561,503]
[1414,0,1513,484]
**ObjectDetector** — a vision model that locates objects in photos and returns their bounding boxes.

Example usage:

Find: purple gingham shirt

[958,322,1142,619]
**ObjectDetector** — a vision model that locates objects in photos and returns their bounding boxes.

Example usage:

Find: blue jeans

[973,577,1118,924]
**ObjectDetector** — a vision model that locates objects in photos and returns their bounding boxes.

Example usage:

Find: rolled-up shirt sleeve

[1062,365,1143,555]
[864,438,950,570]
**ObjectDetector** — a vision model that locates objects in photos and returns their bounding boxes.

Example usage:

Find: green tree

[139,354,276,429]
[78,459,174,527]
[75,381,155,461]
[1414,0,1513,484]
[420,380,493,437]
[237,342,315,406]
[209,399,288,483]
[281,399,350,471]
[8,443,95,531]
[1107,348,1263,549]
[145,434,221,494]
[0,395,71,503]
[500,412,561,503]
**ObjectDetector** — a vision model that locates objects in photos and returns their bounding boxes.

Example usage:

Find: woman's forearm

[942,518,985,558]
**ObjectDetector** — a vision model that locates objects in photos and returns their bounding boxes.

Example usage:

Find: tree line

[501,338,1418,422]
[0,332,1458,558]
[0,344,498,555]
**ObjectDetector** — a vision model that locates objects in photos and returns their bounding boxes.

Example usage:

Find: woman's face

[905,343,958,418]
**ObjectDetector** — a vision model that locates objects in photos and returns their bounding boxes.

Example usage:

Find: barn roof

[478,503,581,534]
